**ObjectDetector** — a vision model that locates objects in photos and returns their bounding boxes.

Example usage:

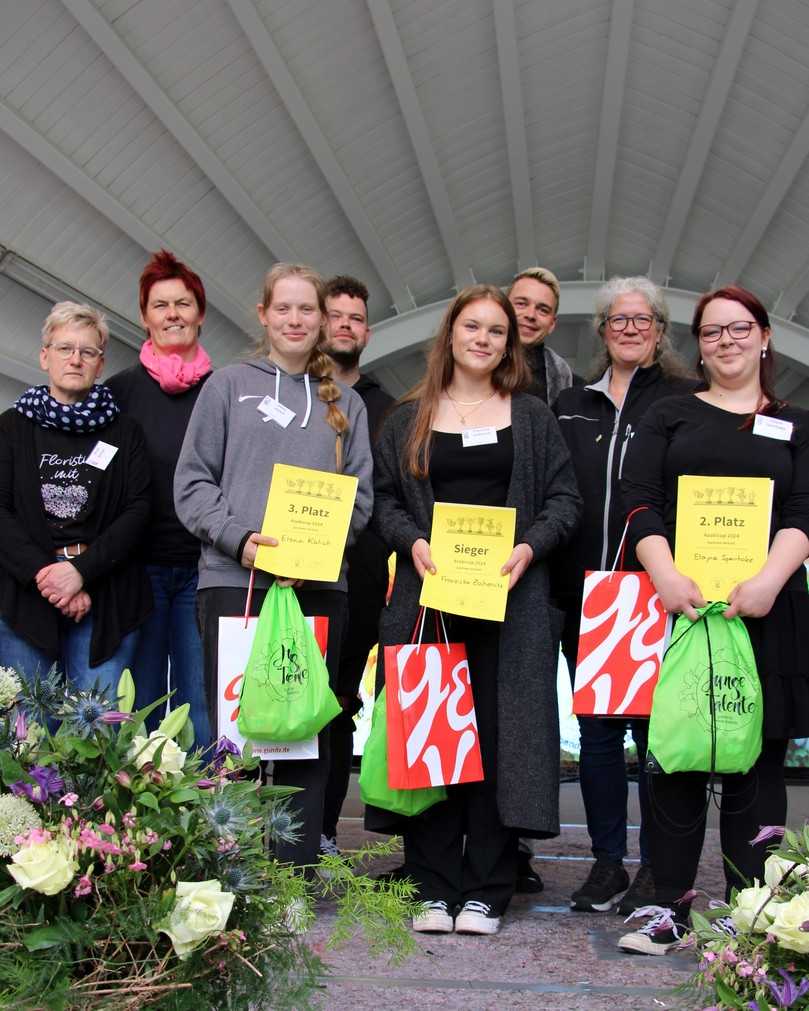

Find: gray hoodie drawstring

[269,366,311,428]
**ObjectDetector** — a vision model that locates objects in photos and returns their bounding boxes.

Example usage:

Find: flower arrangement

[685,825,809,1009]
[0,665,416,1009]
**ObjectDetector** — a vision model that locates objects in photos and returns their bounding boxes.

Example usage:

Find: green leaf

[714,977,745,1008]
[117,668,136,713]
[23,925,72,951]
[66,738,100,759]
[0,883,22,908]
[137,792,159,811]
[689,909,712,934]
[177,715,195,752]
[0,748,27,786]
[119,692,174,743]
[166,788,198,805]
[157,703,190,741]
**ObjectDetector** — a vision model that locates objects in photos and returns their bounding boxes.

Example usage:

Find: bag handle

[609,505,649,575]
[410,606,451,652]
[243,569,256,628]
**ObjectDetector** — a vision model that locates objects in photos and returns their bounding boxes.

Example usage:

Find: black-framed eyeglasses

[697,321,758,343]
[45,343,105,362]
[604,313,659,332]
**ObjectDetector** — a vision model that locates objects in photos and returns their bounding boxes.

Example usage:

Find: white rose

[769,892,809,953]
[730,881,779,932]
[764,853,809,890]
[7,838,77,896]
[128,732,186,776]
[159,880,235,960]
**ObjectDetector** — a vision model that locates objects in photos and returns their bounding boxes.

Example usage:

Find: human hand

[35,562,83,608]
[501,543,534,591]
[653,567,706,621]
[411,538,436,580]
[61,590,92,623]
[724,573,780,619]
[275,577,304,588]
[240,533,278,569]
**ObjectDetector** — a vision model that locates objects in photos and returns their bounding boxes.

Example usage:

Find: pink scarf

[139,339,212,394]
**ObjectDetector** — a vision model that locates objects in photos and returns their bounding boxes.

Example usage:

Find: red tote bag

[384,609,484,789]
[572,511,670,717]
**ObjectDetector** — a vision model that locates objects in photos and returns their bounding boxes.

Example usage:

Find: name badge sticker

[85,441,118,470]
[753,414,793,442]
[257,396,295,429]
[461,426,498,448]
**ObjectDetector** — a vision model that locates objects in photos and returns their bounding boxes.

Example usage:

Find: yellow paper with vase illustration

[674,475,773,602]
[420,502,516,621]
[254,464,358,582]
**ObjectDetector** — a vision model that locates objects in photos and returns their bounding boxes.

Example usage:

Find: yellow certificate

[420,502,516,621]
[254,464,358,582]
[674,475,773,602]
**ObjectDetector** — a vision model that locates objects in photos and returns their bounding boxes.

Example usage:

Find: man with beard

[319,275,393,857]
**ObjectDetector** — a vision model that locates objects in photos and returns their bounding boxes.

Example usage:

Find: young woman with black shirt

[618,285,809,955]
[371,284,581,936]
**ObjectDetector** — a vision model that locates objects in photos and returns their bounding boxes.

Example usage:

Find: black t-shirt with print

[34,428,105,548]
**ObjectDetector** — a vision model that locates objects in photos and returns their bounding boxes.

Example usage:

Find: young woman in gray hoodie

[174,263,373,867]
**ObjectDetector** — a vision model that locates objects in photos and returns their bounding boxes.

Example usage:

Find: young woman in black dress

[618,284,809,955]
[371,285,581,936]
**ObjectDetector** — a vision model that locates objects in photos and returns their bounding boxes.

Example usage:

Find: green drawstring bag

[359,688,446,816]
[646,602,762,775]
[237,583,341,742]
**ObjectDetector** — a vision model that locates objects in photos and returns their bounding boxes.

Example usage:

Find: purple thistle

[765,969,809,1007]
[749,825,786,846]
[10,765,64,804]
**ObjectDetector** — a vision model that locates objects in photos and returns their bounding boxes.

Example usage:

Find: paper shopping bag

[384,611,484,788]
[572,569,668,717]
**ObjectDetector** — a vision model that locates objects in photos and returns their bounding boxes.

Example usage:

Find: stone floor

[302,779,809,1011]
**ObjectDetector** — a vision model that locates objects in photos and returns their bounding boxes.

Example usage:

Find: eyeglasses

[45,343,105,362]
[697,321,758,343]
[604,314,659,332]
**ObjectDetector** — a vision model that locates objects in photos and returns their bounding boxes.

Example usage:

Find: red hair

[691,284,779,410]
[139,249,206,317]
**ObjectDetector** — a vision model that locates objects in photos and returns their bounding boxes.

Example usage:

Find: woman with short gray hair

[552,276,695,916]
[0,300,152,696]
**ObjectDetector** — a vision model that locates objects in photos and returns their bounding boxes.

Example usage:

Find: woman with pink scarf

[107,250,213,746]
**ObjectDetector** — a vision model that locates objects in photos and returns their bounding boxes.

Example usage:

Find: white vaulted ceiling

[2,0,809,402]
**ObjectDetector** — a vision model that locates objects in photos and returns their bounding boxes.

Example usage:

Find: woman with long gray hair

[552,276,695,916]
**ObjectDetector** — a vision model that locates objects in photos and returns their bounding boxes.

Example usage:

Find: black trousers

[322,547,388,840]
[197,584,347,866]
[402,616,517,915]
[646,737,788,906]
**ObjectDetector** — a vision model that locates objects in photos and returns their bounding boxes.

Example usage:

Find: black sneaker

[616,864,656,915]
[570,859,629,912]
[515,842,544,894]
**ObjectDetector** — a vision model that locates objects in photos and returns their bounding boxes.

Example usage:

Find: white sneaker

[412,899,454,933]
[618,905,682,955]
[454,900,500,935]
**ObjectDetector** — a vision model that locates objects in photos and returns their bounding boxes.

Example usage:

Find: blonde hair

[508,266,561,314]
[259,263,349,470]
[41,301,109,349]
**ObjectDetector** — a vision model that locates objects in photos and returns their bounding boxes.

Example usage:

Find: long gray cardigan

[369,393,582,838]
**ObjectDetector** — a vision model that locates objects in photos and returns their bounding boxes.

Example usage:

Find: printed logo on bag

[268,630,309,699]
[573,570,668,716]
[385,642,484,788]
[688,653,758,731]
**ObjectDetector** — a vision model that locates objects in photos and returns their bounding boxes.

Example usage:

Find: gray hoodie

[174,358,373,592]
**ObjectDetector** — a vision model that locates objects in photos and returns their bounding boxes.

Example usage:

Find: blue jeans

[133,565,211,749]
[0,614,138,697]
[577,715,650,864]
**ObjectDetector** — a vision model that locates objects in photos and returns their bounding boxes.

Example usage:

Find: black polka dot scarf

[14,385,119,433]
